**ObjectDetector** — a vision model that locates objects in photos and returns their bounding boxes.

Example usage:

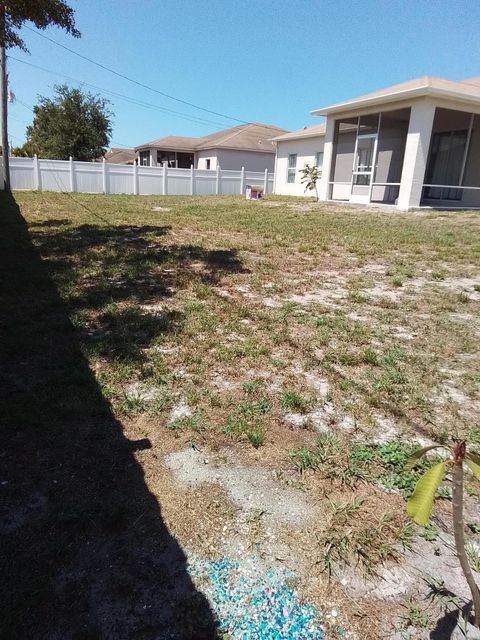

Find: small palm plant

[299,163,320,201]
[406,440,480,626]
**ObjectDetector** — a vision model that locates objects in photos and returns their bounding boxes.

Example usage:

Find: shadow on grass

[30,220,247,364]
[0,193,217,639]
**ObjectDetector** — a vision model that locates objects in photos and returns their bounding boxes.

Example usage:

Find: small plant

[247,428,265,448]
[280,390,310,413]
[290,447,320,472]
[468,521,480,535]
[420,522,439,542]
[392,276,404,288]
[406,440,480,627]
[299,163,320,201]
[431,270,446,281]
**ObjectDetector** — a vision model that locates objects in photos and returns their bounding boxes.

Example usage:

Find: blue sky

[7,0,480,148]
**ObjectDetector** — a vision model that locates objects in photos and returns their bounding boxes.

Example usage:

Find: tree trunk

[452,461,480,626]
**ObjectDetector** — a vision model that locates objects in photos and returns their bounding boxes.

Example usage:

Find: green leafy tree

[406,440,480,626]
[26,85,113,161]
[299,163,321,201]
[1,1,79,50]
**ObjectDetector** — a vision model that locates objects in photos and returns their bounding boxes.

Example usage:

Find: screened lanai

[329,108,410,205]
[421,107,480,208]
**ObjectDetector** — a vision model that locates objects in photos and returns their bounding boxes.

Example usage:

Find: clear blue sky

[7,0,480,148]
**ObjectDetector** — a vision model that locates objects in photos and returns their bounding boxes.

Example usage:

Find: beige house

[274,76,480,209]
[135,123,288,172]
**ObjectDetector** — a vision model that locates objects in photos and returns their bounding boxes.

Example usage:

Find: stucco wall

[274,137,324,196]
[195,150,218,170]
[213,149,275,172]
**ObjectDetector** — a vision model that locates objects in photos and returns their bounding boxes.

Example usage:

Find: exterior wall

[274,137,324,196]
[196,149,275,171]
[195,150,218,170]
[210,149,275,172]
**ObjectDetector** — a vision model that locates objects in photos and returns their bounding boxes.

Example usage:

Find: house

[102,148,135,164]
[272,124,326,196]
[274,76,480,209]
[135,123,288,172]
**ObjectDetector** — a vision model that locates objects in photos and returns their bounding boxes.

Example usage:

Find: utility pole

[0,5,10,191]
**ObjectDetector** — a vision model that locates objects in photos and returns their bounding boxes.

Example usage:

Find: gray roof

[311,76,480,116]
[136,123,289,154]
[272,123,326,142]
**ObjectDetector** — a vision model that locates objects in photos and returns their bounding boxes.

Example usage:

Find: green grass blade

[406,462,447,525]
[465,457,480,481]
[467,452,480,467]
[404,445,444,473]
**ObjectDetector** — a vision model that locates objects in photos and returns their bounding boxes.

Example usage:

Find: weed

[290,447,321,473]
[247,428,266,448]
[466,542,480,573]
[280,390,311,413]
[468,521,480,534]
[242,381,260,395]
[399,597,430,629]
[392,276,404,288]
[168,411,207,432]
[436,486,452,500]
[431,270,446,281]
[420,523,439,542]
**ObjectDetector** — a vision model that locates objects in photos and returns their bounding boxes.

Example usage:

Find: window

[315,151,323,175]
[287,154,297,183]
[139,150,150,166]
[205,159,211,170]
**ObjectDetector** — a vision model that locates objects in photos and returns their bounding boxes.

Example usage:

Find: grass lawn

[2,191,480,639]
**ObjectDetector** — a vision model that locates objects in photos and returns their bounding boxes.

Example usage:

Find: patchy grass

[5,191,480,640]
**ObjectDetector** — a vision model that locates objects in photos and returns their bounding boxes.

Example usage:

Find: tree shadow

[425,579,475,639]
[29,220,248,365]
[0,193,218,639]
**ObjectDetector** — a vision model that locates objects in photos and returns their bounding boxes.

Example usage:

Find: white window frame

[315,151,323,175]
[287,153,297,183]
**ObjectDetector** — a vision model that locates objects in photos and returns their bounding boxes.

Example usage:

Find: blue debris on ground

[189,557,325,639]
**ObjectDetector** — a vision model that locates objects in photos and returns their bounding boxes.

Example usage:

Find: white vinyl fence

[5,156,274,197]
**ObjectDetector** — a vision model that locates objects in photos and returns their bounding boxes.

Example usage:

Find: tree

[0,1,79,50]
[0,1,79,189]
[26,85,113,161]
[299,163,320,201]
[406,440,480,627]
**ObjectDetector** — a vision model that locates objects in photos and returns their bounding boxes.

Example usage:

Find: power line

[21,24,249,125]
[8,56,231,129]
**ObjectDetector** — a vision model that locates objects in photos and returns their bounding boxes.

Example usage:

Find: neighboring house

[274,76,480,209]
[273,124,326,196]
[135,123,288,172]
[102,148,135,164]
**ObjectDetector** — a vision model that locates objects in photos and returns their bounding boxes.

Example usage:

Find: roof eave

[272,131,325,142]
[310,86,480,117]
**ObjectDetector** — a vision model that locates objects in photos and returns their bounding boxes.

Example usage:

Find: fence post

[33,154,41,191]
[69,156,75,192]
[102,157,107,194]
[264,167,268,196]
[163,161,168,196]
[216,164,220,195]
[240,166,245,195]
[190,164,194,196]
[133,159,138,195]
